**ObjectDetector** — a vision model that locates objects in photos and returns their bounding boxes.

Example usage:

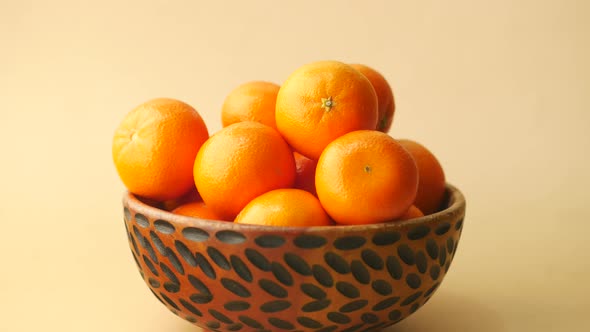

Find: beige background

[1,0,589,331]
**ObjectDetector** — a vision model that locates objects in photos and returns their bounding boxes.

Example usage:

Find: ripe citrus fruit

[112,98,209,201]
[398,205,424,220]
[275,60,378,160]
[172,201,227,221]
[193,121,296,220]
[221,81,280,129]
[398,139,446,214]
[316,130,418,225]
[350,63,395,132]
[293,152,317,196]
[234,189,331,227]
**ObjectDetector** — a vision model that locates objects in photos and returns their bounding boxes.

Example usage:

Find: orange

[293,152,317,196]
[112,98,209,201]
[350,63,395,132]
[172,201,227,221]
[275,60,378,160]
[397,205,424,220]
[194,121,296,220]
[235,189,331,227]
[221,81,280,129]
[316,130,418,225]
[398,139,446,214]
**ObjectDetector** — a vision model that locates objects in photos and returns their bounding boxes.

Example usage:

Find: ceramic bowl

[122,184,466,332]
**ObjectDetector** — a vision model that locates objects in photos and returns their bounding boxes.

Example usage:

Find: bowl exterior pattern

[123,187,465,332]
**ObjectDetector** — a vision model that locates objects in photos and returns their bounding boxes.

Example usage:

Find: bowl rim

[123,183,465,234]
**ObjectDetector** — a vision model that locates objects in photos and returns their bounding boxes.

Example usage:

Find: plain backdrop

[1,0,589,331]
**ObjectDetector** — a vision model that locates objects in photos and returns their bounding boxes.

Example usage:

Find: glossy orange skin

[221,81,280,130]
[316,130,418,225]
[293,152,317,196]
[112,98,209,201]
[235,189,331,227]
[398,139,446,214]
[172,201,228,221]
[397,205,424,220]
[275,60,378,160]
[350,63,395,133]
[193,122,296,220]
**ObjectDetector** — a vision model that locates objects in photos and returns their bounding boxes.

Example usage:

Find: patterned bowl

[122,184,466,332]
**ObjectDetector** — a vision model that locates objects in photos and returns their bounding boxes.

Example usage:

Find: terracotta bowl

[122,184,466,332]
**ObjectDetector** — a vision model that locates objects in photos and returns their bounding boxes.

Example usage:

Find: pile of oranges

[112,60,446,227]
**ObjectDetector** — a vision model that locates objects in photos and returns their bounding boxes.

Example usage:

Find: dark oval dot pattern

[372,279,393,295]
[361,313,379,324]
[372,296,400,311]
[224,301,251,311]
[179,298,202,317]
[401,291,423,306]
[150,231,166,255]
[259,279,288,298]
[208,308,233,324]
[268,317,295,330]
[397,244,415,265]
[301,283,327,299]
[312,264,334,287]
[386,256,403,280]
[126,207,463,331]
[302,299,331,312]
[297,316,323,329]
[408,225,430,240]
[340,299,368,313]
[372,231,401,246]
[350,260,370,284]
[221,278,251,298]
[188,274,210,295]
[182,227,209,242]
[361,249,384,270]
[447,237,455,254]
[415,251,428,273]
[426,238,439,259]
[239,315,263,329]
[194,253,216,279]
[255,235,286,248]
[336,281,360,299]
[324,252,350,274]
[406,273,422,289]
[216,230,246,244]
[294,235,327,248]
[230,255,253,282]
[154,219,175,234]
[435,222,451,235]
[327,312,351,324]
[260,300,291,313]
[439,245,447,266]
[430,265,441,280]
[164,282,180,293]
[207,246,230,270]
[135,213,149,228]
[271,262,294,286]
[245,248,271,271]
[334,236,366,250]
[164,247,184,275]
[284,252,312,276]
